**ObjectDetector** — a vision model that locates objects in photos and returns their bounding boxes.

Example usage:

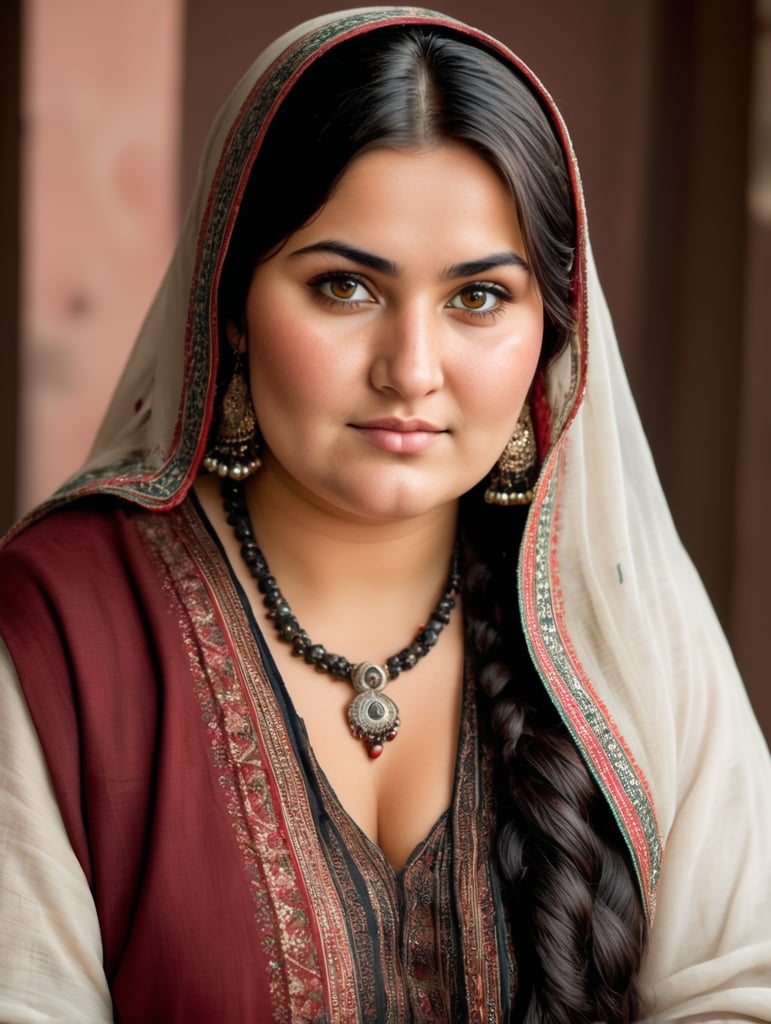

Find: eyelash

[309,272,376,309]
[448,282,513,321]
[308,272,514,320]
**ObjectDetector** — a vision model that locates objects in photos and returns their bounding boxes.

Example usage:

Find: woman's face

[237,143,544,523]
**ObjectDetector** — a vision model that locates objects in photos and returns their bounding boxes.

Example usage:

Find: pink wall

[19,0,183,512]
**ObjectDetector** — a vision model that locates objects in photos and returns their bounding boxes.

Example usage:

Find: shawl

[1,7,769,1021]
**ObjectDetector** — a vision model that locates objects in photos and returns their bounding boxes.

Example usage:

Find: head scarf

[10,12,770,1000]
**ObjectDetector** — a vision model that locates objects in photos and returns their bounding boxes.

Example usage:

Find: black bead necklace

[222,478,462,758]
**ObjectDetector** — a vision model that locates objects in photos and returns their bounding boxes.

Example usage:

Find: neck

[244,463,458,593]
[236,465,459,667]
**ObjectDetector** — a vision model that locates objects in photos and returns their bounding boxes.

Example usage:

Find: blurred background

[0,0,769,739]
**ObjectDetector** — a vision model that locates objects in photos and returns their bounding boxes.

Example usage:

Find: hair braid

[461,510,646,1023]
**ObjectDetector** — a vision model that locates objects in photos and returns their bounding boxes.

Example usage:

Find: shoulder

[1,495,137,566]
[0,497,186,651]
[0,496,204,734]
[0,494,197,584]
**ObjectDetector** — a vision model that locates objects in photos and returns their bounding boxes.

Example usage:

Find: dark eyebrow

[444,251,531,278]
[288,239,399,276]
[287,240,530,279]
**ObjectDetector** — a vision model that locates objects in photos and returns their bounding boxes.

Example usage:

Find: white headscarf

[8,9,770,1016]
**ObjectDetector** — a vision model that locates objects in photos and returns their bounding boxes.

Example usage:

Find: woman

[1,8,769,1023]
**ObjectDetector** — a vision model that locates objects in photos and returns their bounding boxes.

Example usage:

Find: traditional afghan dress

[1,8,769,1022]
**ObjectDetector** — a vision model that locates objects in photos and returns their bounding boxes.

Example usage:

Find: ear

[225,320,247,354]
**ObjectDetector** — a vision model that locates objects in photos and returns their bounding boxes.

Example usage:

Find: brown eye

[329,277,359,299]
[447,284,506,316]
[314,275,375,305]
[458,287,487,310]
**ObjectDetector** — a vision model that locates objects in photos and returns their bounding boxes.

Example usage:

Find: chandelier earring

[203,351,262,480]
[484,400,538,506]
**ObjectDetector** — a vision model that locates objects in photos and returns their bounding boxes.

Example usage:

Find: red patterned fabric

[0,498,514,1022]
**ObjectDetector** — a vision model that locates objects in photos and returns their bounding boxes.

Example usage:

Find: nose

[369,305,444,399]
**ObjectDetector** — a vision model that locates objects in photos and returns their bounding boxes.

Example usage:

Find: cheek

[457,330,542,430]
[246,325,364,440]
[247,310,327,406]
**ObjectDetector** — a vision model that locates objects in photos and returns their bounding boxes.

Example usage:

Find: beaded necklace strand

[222,478,461,757]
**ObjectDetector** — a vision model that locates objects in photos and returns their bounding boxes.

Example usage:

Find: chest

[269,617,465,871]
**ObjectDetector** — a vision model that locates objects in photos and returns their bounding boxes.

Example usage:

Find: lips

[356,417,441,433]
[352,418,446,455]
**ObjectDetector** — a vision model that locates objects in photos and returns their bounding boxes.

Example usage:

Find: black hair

[219,26,574,361]
[218,25,646,1022]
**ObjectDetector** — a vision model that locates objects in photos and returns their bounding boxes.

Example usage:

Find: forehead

[283,143,526,262]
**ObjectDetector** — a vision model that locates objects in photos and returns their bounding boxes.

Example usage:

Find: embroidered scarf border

[520,460,662,922]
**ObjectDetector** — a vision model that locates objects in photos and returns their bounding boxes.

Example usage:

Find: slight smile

[351,418,447,455]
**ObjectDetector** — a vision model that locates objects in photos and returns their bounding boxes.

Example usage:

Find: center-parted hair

[219,26,646,1023]
[221,27,574,359]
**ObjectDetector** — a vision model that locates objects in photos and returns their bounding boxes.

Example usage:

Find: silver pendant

[347,662,400,758]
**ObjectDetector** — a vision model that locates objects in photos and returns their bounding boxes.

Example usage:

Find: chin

[285,460,474,523]
[330,480,463,524]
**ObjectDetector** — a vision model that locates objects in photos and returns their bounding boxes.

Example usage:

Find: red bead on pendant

[348,662,400,759]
